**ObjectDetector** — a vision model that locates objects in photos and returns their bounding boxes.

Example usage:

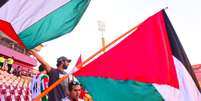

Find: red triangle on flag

[76,54,83,69]
[74,10,179,88]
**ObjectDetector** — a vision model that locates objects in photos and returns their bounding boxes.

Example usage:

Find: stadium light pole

[97,20,106,52]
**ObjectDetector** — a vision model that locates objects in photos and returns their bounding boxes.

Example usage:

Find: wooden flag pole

[33,24,138,101]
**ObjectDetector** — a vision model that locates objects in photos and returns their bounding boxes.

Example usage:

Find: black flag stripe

[163,10,201,92]
[0,0,8,8]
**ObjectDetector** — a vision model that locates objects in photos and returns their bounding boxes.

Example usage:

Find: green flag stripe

[77,76,164,101]
[19,0,90,49]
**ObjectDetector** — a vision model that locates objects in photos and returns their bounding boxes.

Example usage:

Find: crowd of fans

[0,56,32,77]
[0,63,32,100]
[0,54,93,101]
[30,50,93,101]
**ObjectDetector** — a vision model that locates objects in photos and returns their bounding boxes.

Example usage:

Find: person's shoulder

[56,69,66,74]
[48,68,60,76]
[48,67,56,73]
[40,74,49,78]
[78,98,84,101]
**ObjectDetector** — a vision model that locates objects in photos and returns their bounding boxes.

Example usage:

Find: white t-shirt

[31,75,41,99]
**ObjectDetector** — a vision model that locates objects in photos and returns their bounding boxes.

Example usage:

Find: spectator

[30,50,72,101]
[31,64,49,101]
[2,60,8,72]
[39,64,49,101]
[0,56,5,69]
[13,66,21,76]
[7,56,14,73]
[66,81,84,101]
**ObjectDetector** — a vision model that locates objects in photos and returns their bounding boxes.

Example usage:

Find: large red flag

[74,10,201,101]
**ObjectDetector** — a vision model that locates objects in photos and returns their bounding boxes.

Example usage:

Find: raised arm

[30,50,52,72]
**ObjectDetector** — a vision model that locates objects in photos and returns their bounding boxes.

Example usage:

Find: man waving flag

[74,10,201,101]
[0,0,90,49]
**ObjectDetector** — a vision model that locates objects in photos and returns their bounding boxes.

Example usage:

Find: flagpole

[77,25,138,68]
[164,7,168,10]
[33,24,139,101]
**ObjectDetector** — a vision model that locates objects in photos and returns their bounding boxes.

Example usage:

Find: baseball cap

[57,56,71,63]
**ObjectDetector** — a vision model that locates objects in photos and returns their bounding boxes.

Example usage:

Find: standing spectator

[66,81,84,101]
[2,58,8,72]
[7,56,14,73]
[39,64,49,101]
[31,71,41,100]
[30,50,72,101]
[31,64,49,101]
[0,56,5,69]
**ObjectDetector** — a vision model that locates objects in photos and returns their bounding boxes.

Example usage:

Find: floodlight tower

[97,20,106,52]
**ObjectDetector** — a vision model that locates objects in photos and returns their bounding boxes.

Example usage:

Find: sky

[37,0,201,71]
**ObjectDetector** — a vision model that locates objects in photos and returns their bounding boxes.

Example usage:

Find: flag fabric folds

[0,19,25,47]
[0,0,90,49]
[74,10,201,101]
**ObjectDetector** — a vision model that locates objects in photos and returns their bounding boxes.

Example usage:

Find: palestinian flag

[0,0,90,49]
[71,54,83,73]
[74,10,201,101]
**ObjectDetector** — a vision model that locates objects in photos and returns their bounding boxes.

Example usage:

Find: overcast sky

[37,0,201,71]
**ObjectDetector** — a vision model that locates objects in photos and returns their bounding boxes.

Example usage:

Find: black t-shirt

[48,68,69,101]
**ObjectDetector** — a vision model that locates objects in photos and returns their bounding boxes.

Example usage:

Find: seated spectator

[13,66,21,77]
